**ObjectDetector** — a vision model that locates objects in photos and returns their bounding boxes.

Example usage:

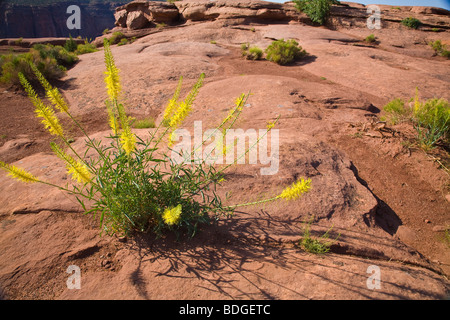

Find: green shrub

[132,117,156,129]
[0,44,78,85]
[117,38,129,46]
[401,17,421,29]
[103,28,110,35]
[64,35,78,52]
[383,98,409,124]
[384,89,450,150]
[265,39,308,65]
[108,32,126,45]
[299,218,339,254]
[246,46,263,60]
[75,42,98,55]
[0,40,313,239]
[293,0,340,25]
[365,34,376,43]
[429,40,450,58]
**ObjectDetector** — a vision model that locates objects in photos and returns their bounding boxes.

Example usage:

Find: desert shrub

[365,34,376,43]
[241,44,263,61]
[265,39,308,65]
[247,46,263,60]
[117,38,129,46]
[0,44,77,85]
[103,28,110,35]
[429,40,450,58]
[108,31,126,45]
[32,43,78,67]
[293,0,340,25]
[383,89,450,150]
[299,218,339,254]
[132,117,156,129]
[401,17,421,29]
[75,42,98,55]
[0,40,312,238]
[64,35,78,53]
[412,94,450,150]
[383,98,409,124]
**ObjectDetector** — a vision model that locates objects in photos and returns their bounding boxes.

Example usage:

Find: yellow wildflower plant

[162,204,182,226]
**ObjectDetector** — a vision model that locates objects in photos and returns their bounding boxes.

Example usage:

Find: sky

[269,0,450,10]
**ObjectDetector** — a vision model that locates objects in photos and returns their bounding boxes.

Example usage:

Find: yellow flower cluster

[19,73,64,138]
[29,62,69,113]
[104,41,121,101]
[165,74,204,146]
[277,178,312,201]
[102,41,136,155]
[162,204,182,226]
[0,161,39,184]
[51,143,91,184]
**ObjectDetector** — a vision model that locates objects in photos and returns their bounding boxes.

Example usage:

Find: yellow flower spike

[163,76,183,121]
[105,100,119,135]
[35,105,64,137]
[0,161,39,184]
[266,120,276,130]
[46,87,69,113]
[29,62,69,113]
[277,178,312,201]
[50,143,91,184]
[104,41,121,101]
[162,204,182,226]
[19,72,64,138]
[120,127,136,155]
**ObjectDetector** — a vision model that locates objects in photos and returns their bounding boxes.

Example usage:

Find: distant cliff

[0,0,128,39]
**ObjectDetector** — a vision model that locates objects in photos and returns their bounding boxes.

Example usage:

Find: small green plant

[429,40,450,58]
[383,89,450,150]
[108,32,126,45]
[383,98,409,125]
[15,37,23,45]
[64,35,78,53]
[431,28,441,32]
[0,40,312,239]
[210,40,217,44]
[156,23,167,29]
[117,38,129,46]
[401,17,421,29]
[0,134,7,139]
[103,28,110,35]
[242,45,263,61]
[250,27,256,32]
[364,34,376,43]
[75,40,98,55]
[299,218,339,254]
[293,0,340,25]
[265,39,308,65]
[0,44,78,85]
[132,117,156,129]
[412,91,450,150]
